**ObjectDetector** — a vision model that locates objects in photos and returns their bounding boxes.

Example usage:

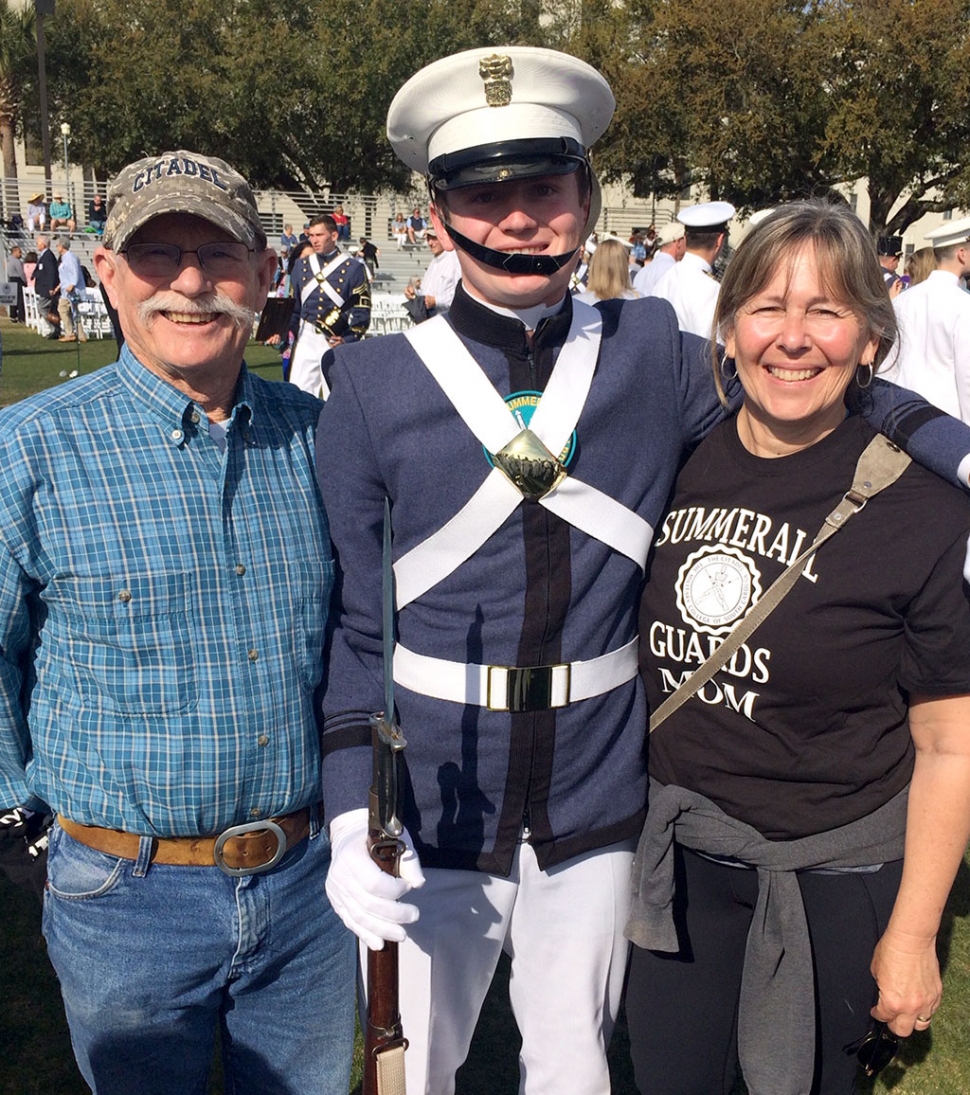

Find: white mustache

[137,293,253,332]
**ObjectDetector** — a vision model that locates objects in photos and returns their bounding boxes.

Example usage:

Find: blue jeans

[43,816,356,1095]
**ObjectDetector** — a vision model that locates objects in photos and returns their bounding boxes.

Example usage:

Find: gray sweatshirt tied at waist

[625,778,908,1095]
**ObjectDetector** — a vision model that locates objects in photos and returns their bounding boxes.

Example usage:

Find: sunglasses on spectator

[854,1021,899,1078]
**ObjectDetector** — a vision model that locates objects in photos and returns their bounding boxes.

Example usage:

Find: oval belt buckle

[213,819,288,877]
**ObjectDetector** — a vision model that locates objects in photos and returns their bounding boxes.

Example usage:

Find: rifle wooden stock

[363,791,407,1095]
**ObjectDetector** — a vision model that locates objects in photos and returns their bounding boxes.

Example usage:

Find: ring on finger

[916,1015,932,1023]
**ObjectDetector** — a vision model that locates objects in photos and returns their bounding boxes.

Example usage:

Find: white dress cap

[677,201,737,229]
[746,208,776,227]
[387,47,615,177]
[925,216,970,249]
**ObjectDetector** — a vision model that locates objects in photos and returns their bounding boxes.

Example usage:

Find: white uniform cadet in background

[885,216,970,422]
[649,200,735,341]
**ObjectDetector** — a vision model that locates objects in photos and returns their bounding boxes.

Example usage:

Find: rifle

[364,498,409,1095]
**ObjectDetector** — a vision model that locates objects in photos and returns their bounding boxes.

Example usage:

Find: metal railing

[0,176,673,246]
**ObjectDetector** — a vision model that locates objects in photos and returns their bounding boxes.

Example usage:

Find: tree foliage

[18,0,970,234]
[0,0,35,189]
[554,0,970,233]
[31,0,523,193]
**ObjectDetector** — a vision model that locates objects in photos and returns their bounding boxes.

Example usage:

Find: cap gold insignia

[479,54,513,107]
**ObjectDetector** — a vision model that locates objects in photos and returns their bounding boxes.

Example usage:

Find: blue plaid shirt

[0,347,332,836]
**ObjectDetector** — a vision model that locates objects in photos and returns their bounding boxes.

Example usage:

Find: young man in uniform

[316,46,970,1095]
[287,212,370,397]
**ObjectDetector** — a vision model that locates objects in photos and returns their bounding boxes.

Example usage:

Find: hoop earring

[856,362,874,389]
[720,356,738,381]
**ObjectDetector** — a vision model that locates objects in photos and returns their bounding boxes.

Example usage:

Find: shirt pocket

[296,558,334,691]
[47,571,199,715]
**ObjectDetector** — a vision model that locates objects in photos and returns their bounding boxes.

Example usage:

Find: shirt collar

[116,344,254,439]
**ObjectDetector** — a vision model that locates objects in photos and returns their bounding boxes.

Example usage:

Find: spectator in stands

[7,244,25,322]
[280,223,298,253]
[49,194,76,233]
[392,211,408,249]
[407,206,427,244]
[26,193,46,232]
[356,236,380,279]
[32,234,60,338]
[87,194,107,235]
[332,205,350,242]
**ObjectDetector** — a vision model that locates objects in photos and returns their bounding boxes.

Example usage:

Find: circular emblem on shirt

[483,390,577,469]
[675,544,762,637]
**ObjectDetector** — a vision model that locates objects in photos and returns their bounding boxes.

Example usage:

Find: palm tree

[0,0,36,221]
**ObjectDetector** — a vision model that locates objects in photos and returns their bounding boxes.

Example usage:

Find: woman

[392,211,408,248]
[626,202,970,1095]
[576,237,639,303]
[905,246,936,287]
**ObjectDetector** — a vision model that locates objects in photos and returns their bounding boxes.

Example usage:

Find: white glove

[326,807,425,951]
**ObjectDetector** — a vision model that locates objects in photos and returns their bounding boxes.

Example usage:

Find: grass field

[1,318,969,1093]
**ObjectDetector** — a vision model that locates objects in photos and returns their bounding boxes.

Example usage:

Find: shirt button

[118,589,132,603]
[190,411,201,424]
[248,648,259,662]
[171,428,183,442]
[249,807,262,818]
[257,735,269,747]
[235,564,246,576]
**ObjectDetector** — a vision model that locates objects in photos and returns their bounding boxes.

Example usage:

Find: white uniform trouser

[360,837,635,1095]
[288,322,330,398]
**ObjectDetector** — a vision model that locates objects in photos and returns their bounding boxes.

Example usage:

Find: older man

[55,235,86,342]
[633,219,686,297]
[403,224,461,320]
[32,233,60,337]
[0,150,354,1095]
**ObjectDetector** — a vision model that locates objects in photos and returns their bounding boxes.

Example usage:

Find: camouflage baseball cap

[103,150,265,251]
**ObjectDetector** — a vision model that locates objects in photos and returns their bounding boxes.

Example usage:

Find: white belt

[393,636,639,712]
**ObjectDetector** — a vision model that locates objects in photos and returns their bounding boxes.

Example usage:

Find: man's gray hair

[57,235,72,250]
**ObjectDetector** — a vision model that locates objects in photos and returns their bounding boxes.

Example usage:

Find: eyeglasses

[120,241,254,278]
[855,1021,899,1078]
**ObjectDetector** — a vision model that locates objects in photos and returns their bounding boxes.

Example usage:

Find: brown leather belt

[58,809,311,877]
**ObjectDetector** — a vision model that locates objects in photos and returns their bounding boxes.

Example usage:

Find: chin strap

[442,222,579,276]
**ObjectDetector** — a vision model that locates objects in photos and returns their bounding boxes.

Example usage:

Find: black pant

[11,276,24,322]
[625,845,903,1095]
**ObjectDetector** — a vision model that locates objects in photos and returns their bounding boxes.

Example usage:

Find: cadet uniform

[648,201,735,342]
[288,247,370,397]
[888,218,970,422]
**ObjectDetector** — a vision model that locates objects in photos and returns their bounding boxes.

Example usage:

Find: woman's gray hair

[713,200,897,404]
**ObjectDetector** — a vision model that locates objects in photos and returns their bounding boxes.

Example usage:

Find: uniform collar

[448,282,572,352]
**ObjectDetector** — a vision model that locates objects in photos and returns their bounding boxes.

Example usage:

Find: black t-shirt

[639,415,970,839]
